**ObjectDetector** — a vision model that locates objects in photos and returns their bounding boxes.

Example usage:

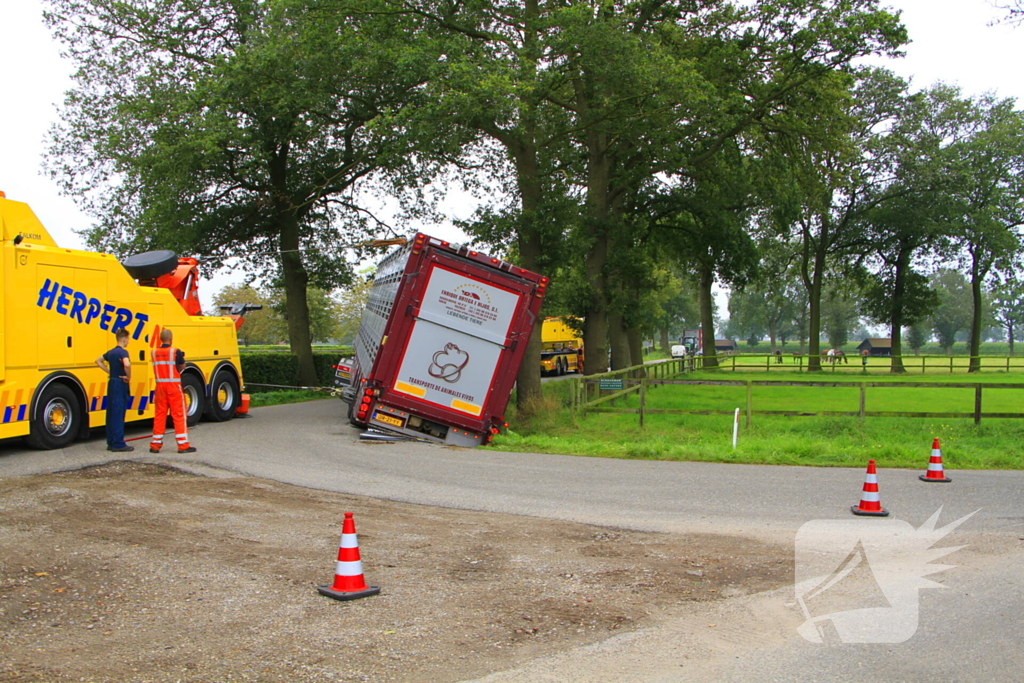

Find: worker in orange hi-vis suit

[149,328,197,454]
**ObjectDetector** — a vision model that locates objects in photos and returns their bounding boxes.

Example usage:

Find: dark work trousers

[106,379,130,449]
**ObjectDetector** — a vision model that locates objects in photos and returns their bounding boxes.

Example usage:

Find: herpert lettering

[85,299,101,324]
[37,279,59,309]
[35,278,150,340]
[100,303,115,330]
[70,291,87,323]
[56,286,73,315]
[131,313,149,339]
[112,308,133,332]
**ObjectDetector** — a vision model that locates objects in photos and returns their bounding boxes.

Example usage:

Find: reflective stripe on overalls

[150,346,190,451]
[153,347,181,383]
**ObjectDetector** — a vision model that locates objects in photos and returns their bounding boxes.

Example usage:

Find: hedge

[240,350,351,393]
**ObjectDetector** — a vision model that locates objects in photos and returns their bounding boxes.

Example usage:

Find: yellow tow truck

[539,317,583,376]
[0,192,248,449]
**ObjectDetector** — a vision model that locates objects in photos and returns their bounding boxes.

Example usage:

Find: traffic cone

[318,512,381,601]
[919,438,952,483]
[851,459,889,517]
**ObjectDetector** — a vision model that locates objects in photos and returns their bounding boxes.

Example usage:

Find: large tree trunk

[512,138,545,409]
[697,265,718,368]
[888,249,909,374]
[805,244,825,372]
[279,212,318,387]
[581,129,612,375]
[626,327,644,373]
[968,264,984,373]
[659,327,671,352]
[486,0,546,411]
[608,312,630,370]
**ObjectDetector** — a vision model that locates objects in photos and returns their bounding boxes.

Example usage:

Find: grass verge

[490,370,1024,469]
[247,390,333,408]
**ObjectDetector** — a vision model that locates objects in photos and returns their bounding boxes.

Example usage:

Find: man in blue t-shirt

[95,328,133,452]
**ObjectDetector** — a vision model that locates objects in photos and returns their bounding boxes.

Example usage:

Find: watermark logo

[794,507,977,643]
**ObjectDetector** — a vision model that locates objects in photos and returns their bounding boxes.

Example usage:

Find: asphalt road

[2,399,1022,682]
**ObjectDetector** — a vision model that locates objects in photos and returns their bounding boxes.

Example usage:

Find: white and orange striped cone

[919,438,952,483]
[851,459,889,517]
[318,512,381,601]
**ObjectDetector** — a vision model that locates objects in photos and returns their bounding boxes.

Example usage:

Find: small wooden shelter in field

[715,339,738,354]
[857,338,892,357]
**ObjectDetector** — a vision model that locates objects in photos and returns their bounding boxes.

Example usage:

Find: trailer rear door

[390,262,524,419]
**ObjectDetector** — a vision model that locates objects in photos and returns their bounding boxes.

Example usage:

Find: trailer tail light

[490,427,499,435]
[361,396,371,405]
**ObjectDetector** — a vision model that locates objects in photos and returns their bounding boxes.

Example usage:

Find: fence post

[745,380,752,427]
[950,357,954,374]
[639,379,646,428]
[859,383,866,422]
[975,384,982,426]
[569,377,575,415]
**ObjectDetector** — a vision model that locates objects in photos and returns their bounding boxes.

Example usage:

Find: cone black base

[318,584,380,601]
[851,505,889,517]
[919,474,952,483]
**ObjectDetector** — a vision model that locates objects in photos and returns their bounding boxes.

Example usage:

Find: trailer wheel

[181,373,204,428]
[26,384,80,450]
[205,370,239,422]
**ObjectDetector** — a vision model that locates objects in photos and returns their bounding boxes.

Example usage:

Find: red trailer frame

[344,234,547,446]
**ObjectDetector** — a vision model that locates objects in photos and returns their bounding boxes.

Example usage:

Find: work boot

[149,448,161,454]
[108,445,134,453]
[178,446,197,454]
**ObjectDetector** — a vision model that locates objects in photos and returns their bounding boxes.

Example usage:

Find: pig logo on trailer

[428,343,470,383]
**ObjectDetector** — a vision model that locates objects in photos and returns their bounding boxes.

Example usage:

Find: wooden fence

[571,361,1024,427]
[715,353,1024,374]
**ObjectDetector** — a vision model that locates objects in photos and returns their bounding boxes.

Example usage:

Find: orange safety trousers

[150,346,191,452]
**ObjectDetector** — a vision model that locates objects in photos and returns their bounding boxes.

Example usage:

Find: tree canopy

[43,0,1024,393]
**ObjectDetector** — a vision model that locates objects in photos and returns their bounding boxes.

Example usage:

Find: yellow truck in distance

[539,317,583,376]
[0,193,247,449]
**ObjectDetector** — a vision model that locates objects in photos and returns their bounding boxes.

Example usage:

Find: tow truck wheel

[181,373,204,428]
[26,383,80,450]
[205,370,239,422]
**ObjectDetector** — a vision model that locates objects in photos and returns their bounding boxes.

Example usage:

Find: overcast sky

[1,0,1020,309]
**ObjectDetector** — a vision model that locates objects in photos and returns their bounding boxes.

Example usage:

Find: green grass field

[490,368,1024,470]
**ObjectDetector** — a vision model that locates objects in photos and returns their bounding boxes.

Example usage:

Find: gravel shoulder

[1,462,791,683]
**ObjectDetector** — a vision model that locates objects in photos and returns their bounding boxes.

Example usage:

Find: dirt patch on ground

[0,462,792,682]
